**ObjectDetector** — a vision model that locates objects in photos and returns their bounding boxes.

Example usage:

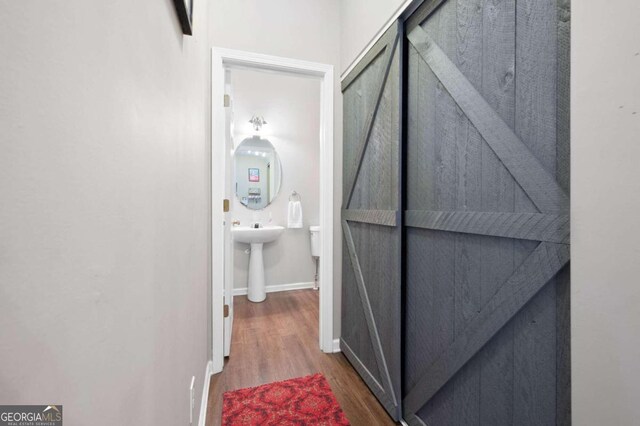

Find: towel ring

[289,191,301,202]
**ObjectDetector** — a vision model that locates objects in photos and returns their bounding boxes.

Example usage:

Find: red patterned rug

[222,373,350,425]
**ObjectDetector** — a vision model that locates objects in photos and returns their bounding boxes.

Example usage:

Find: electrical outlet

[190,376,195,425]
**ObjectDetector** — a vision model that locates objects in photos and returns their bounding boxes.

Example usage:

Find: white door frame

[211,47,335,373]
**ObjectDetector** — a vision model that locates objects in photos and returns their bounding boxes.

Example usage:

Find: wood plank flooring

[205,289,397,426]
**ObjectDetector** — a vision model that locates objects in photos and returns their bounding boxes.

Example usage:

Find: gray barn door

[341,22,402,421]
[403,0,570,425]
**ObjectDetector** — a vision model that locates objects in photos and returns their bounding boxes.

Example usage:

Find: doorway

[210,48,335,374]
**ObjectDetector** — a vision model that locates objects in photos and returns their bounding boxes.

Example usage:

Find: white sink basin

[232,226,285,244]
[232,225,285,302]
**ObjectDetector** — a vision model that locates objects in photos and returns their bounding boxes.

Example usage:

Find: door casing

[211,47,336,374]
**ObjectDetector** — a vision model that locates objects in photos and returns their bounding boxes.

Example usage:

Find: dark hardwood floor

[206,289,397,426]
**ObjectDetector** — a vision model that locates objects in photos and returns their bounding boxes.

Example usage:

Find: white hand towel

[287,200,303,228]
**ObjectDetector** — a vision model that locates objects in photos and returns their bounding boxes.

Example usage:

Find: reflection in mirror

[234,136,282,210]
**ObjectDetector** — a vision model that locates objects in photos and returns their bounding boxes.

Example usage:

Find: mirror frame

[233,136,283,210]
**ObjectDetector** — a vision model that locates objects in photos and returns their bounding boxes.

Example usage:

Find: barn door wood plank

[341,45,387,93]
[450,1,485,422]
[340,237,382,384]
[339,339,397,411]
[349,49,400,212]
[407,26,569,214]
[342,21,402,421]
[343,46,391,206]
[404,36,438,418]
[406,0,446,33]
[403,241,570,415]
[420,4,459,422]
[478,0,518,422]
[405,210,569,243]
[513,1,560,423]
[556,1,572,424]
[342,220,398,408]
[342,21,399,92]
[344,31,400,208]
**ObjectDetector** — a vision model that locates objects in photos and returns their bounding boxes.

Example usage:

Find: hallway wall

[339,0,405,74]
[230,69,320,290]
[0,1,212,424]
[211,0,343,336]
[572,0,640,423]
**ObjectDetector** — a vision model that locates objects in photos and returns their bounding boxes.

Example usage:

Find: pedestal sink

[232,226,285,302]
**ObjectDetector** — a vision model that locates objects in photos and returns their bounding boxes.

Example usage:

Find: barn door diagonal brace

[344,31,400,208]
[402,241,570,415]
[342,220,398,408]
[407,26,569,214]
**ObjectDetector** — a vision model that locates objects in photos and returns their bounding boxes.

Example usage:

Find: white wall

[211,0,343,336]
[0,1,212,424]
[340,0,406,74]
[572,0,640,424]
[230,69,320,290]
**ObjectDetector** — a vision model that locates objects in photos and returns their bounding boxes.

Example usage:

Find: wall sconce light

[249,116,267,133]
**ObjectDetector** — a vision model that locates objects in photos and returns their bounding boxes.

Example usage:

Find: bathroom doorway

[210,48,335,374]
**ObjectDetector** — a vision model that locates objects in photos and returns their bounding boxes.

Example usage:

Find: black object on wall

[173,0,193,36]
[341,21,403,421]
[342,0,571,424]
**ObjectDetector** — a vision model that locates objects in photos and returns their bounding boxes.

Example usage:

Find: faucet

[232,220,240,226]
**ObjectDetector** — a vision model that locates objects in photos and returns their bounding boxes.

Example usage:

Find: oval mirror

[234,136,282,210]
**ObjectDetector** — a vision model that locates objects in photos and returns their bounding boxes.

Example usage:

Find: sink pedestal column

[247,243,266,302]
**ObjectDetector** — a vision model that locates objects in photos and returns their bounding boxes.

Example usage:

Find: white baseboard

[233,281,315,296]
[332,338,341,353]
[198,360,213,426]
